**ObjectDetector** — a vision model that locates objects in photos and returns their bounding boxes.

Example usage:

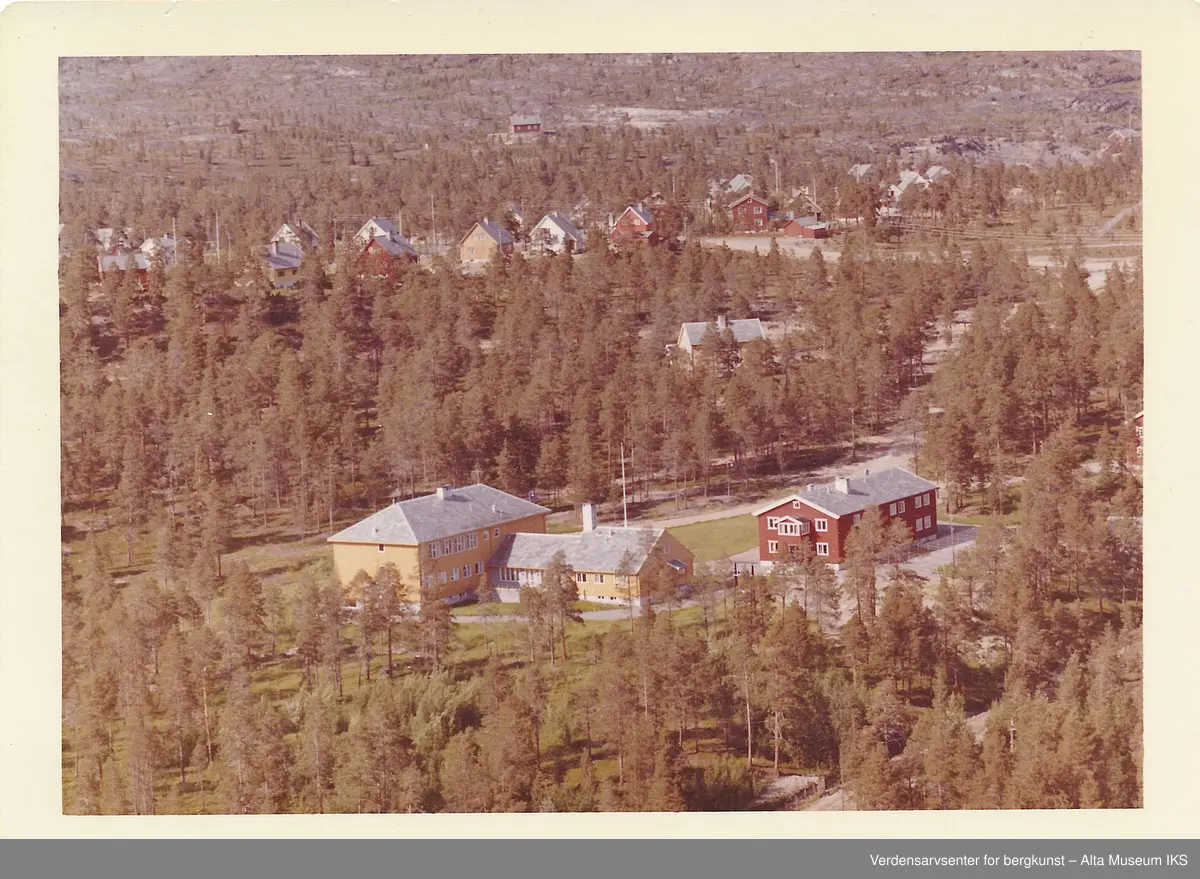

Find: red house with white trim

[746,468,939,569]
[610,204,658,249]
[729,193,771,232]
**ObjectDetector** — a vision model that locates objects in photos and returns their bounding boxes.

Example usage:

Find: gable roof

[273,221,320,248]
[487,526,669,575]
[98,251,150,273]
[893,170,928,194]
[679,318,766,347]
[728,192,770,210]
[726,173,754,192]
[753,468,939,519]
[616,204,655,227]
[264,240,303,270]
[533,211,585,244]
[924,165,950,182]
[355,218,399,245]
[465,217,515,247]
[365,231,418,260]
[848,163,873,181]
[328,484,550,546]
[510,114,541,127]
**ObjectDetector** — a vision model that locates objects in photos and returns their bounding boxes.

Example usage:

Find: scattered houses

[889,169,930,202]
[610,204,657,249]
[530,211,586,255]
[271,220,321,251]
[675,315,766,366]
[486,503,694,606]
[729,193,772,232]
[328,484,551,606]
[354,216,419,274]
[847,163,873,182]
[742,467,940,570]
[924,164,950,183]
[262,240,304,288]
[459,217,516,264]
[97,250,150,281]
[139,233,181,264]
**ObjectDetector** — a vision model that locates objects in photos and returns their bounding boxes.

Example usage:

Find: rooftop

[756,468,939,518]
[488,526,672,575]
[535,211,585,243]
[328,484,550,546]
[473,217,516,246]
[680,318,766,347]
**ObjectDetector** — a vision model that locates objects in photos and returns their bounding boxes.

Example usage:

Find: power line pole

[621,442,628,528]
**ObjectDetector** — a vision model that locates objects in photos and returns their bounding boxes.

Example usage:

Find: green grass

[547,522,582,534]
[451,600,610,618]
[669,514,758,562]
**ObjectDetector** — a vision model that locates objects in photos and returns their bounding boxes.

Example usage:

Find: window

[468,533,478,550]
[897,500,905,513]
[576,572,588,583]
[438,571,447,584]
[443,539,452,556]
[475,562,483,575]
[853,513,861,525]
[595,574,605,584]
[924,493,931,506]
[767,517,780,530]
[430,542,440,559]
[768,540,779,554]
[451,568,460,582]
[889,502,897,516]
[493,528,500,538]
[754,206,763,214]
[423,575,434,588]
[378,544,385,553]
[483,530,489,541]
[815,518,828,533]
[925,516,933,530]
[462,565,470,578]
[792,500,802,509]
[816,543,829,557]
[454,535,465,553]
[779,521,801,536]
[915,494,923,509]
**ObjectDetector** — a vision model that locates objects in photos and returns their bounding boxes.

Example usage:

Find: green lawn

[451,600,610,618]
[669,514,758,562]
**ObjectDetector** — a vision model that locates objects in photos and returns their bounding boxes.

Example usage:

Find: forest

[59,53,1142,814]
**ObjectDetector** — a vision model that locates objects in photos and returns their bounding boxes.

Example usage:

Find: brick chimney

[582,502,598,532]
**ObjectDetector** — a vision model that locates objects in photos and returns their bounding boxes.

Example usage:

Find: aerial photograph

[58,52,1142,815]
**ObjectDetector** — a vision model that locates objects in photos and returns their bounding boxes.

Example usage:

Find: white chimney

[582,502,598,532]
[834,477,850,494]
[436,486,447,500]
[864,469,870,476]
[716,314,727,332]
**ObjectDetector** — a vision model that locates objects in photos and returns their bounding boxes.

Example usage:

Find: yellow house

[327,484,549,605]
[458,217,516,263]
[485,504,694,607]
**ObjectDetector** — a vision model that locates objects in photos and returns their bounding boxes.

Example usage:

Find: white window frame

[454,535,465,553]
[438,571,447,584]
[576,572,588,583]
[792,500,802,509]
[779,520,801,536]
[451,568,460,582]
[443,538,452,555]
[754,206,764,215]
[430,542,440,559]
[814,518,828,533]
[924,493,931,506]
[768,540,779,554]
[483,530,489,541]
[915,494,923,509]
[493,528,500,538]
[767,517,780,530]
[475,562,483,575]
[816,543,829,557]
[377,544,385,553]
[897,500,905,514]
[595,573,605,584]
[853,513,861,526]
[889,502,897,516]
[468,533,478,550]
[424,575,434,588]
[462,565,470,578]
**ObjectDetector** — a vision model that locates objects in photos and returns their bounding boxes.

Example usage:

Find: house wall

[460,226,498,262]
[756,490,938,564]
[333,511,548,604]
[731,199,769,231]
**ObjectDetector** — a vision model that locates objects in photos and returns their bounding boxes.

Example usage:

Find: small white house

[530,211,586,254]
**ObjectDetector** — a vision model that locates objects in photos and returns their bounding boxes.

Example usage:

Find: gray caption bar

[0,839,1196,879]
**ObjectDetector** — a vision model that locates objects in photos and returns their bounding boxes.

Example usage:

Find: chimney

[582,502,598,532]
[864,469,870,476]
[807,483,815,491]
[436,486,447,500]
[834,477,850,494]
[716,314,727,332]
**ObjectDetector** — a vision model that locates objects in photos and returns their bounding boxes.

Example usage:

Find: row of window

[767,516,826,534]
[768,540,830,557]
[429,529,492,559]
[917,515,933,531]
[434,561,485,584]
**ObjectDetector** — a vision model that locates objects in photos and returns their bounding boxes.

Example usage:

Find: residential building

[610,204,657,249]
[924,165,950,184]
[139,234,181,264]
[486,503,693,606]
[676,315,766,365]
[97,250,150,281]
[530,211,586,254]
[848,163,873,182]
[459,218,516,263]
[889,170,929,202]
[262,240,303,288]
[510,114,542,135]
[726,173,755,193]
[781,216,829,239]
[1128,410,1144,469]
[327,484,551,605]
[729,193,772,232]
[750,468,940,567]
[272,221,321,251]
[354,217,419,274]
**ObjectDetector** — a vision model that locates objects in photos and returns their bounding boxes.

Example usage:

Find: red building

[610,204,658,249]
[781,216,829,239]
[729,193,771,232]
[510,114,542,135]
[751,468,939,566]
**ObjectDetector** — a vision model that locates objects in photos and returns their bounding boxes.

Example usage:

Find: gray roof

[680,318,766,347]
[354,218,399,244]
[757,468,938,518]
[487,526,670,575]
[474,218,515,245]
[619,204,654,227]
[510,114,541,126]
[535,211,585,243]
[729,192,770,209]
[848,163,873,180]
[369,232,418,259]
[328,484,550,546]
[264,240,303,270]
[98,251,150,273]
[726,173,754,192]
[791,215,821,227]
